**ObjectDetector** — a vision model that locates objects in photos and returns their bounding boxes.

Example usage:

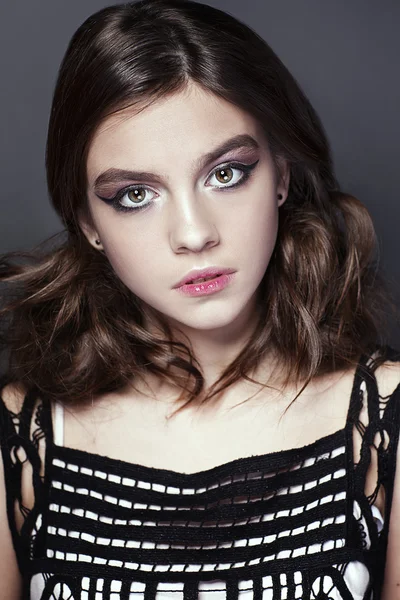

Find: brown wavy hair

[0,0,393,411]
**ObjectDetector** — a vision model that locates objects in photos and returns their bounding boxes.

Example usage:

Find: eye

[119,186,157,208]
[206,160,259,190]
[97,159,259,213]
[104,186,158,212]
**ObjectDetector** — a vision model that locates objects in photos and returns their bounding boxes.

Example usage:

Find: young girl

[1,1,399,598]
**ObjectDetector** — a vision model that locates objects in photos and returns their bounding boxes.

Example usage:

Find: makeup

[175,273,235,297]
[92,133,260,191]
[85,83,287,336]
[95,159,260,214]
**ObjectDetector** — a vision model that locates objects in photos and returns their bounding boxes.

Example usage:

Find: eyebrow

[92,133,260,191]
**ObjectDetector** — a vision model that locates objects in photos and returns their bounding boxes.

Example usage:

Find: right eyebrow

[91,133,260,192]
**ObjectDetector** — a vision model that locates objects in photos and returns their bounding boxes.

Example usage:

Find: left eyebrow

[91,133,260,192]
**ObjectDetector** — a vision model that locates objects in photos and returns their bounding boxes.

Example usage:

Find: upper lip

[173,267,235,288]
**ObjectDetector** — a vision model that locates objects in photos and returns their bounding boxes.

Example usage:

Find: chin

[167,305,253,332]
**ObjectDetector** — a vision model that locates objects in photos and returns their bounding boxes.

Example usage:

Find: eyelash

[100,159,260,214]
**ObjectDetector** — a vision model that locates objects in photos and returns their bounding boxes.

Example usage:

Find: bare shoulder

[0,380,28,414]
[370,353,400,397]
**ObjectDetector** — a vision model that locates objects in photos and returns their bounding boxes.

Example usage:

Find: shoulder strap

[346,345,400,587]
[0,375,54,571]
[350,346,400,487]
[53,400,64,446]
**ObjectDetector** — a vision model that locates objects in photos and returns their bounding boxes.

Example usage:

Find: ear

[77,208,104,251]
[275,157,290,207]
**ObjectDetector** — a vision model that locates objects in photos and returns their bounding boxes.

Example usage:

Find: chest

[62,378,352,474]
[30,431,378,600]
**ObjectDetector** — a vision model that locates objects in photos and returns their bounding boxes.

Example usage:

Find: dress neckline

[45,353,368,484]
[50,426,347,485]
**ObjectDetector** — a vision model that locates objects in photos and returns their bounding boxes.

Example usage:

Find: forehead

[86,83,266,178]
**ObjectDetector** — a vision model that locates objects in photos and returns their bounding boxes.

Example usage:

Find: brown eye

[127,188,147,203]
[215,167,234,184]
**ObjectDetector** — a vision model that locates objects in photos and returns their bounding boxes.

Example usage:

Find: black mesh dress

[1,347,400,600]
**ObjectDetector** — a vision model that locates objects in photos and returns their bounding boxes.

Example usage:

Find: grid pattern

[45,444,347,572]
[1,346,400,599]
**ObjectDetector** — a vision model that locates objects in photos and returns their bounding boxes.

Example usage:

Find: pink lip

[173,267,235,289]
[174,272,236,297]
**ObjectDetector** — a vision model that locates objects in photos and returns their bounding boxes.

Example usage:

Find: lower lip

[176,273,235,297]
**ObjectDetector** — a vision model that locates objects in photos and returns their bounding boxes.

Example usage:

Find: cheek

[93,187,279,295]
[99,228,158,292]
[236,197,279,257]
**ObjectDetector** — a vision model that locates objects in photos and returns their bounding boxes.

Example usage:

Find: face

[83,83,289,339]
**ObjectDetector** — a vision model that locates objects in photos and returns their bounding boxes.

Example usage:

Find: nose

[169,192,220,254]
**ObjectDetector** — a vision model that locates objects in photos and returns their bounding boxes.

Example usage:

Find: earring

[95,239,101,245]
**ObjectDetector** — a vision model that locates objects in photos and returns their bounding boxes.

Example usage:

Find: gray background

[1,0,399,345]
